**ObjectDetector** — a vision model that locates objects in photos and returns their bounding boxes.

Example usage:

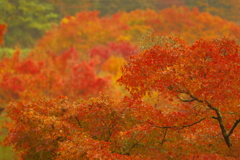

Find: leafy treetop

[119,35,240,147]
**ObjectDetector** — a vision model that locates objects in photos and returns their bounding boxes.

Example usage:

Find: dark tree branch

[203,100,218,111]
[124,136,146,155]
[165,88,238,148]
[203,100,233,147]
[212,116,218,120]
[178,95,197,102]
[227,119,240,138]
[149,118,205,130]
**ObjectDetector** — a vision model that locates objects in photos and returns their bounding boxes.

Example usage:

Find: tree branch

[203,100,218,111]
[75,117,82,128]
[124,136,146,155]
[212,116,218,120]
[227,119,240,138]
[203,101,232,147]
[160,128,168,146]
[177,95,197,102]
[162,90,238,147]
[149,118,205,130]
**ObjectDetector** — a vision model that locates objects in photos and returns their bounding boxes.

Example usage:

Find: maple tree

[119,34,240,149]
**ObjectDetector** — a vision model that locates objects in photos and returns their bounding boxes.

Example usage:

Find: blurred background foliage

[0,0,58,48]
[0,0,239,48]
[0,0,239,159]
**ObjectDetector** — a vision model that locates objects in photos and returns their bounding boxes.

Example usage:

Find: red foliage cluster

[0,24,6,44]
[90,41,139,61]
[0,48,109,107]
[90,41,139,68]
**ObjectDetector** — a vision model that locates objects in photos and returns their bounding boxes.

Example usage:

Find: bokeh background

[0,0,239,159]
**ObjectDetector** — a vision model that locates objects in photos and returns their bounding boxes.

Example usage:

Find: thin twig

[160,128,168,146]
[75,117,81,128]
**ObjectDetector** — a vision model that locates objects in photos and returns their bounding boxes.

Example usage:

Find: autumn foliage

[33,7,240,56]
[119,35,240,153]
[0,47,109,108]
[184,0,240,22]
[0,24,6,44]
[1,7,240,160]
[2,35,240,159]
